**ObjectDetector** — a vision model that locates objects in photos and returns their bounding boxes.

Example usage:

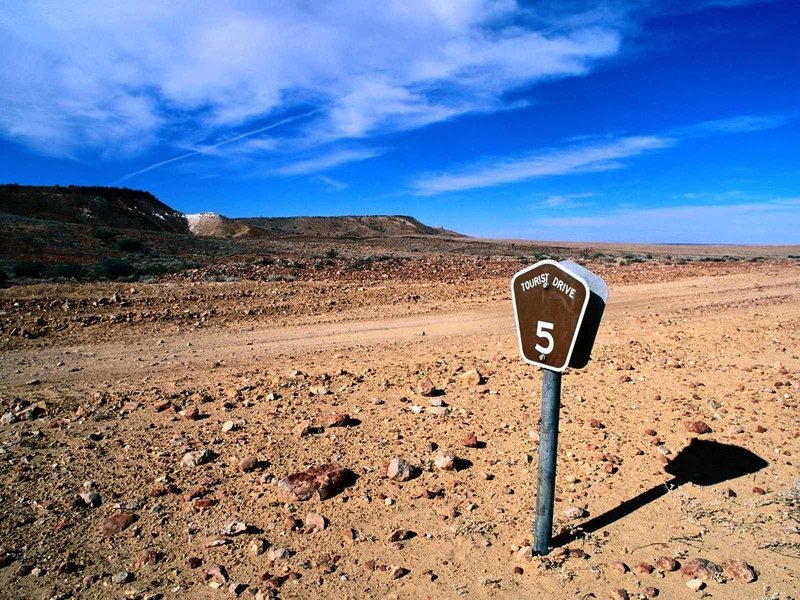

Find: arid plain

[1,249,799,600]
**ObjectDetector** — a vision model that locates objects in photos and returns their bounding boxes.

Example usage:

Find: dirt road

[1,263,799,599]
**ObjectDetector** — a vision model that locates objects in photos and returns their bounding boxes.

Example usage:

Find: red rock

[305,513,327,533]
[634,562,654,575]
[611,588,629,600]
[206,565,228,583]
[364,559,377,572]
[463,432,479,448]
[239,455,259,472]
[417,378,436,397]
[319,413,349,427]
[101,512,137,536]
[753,486,766,495]
[154,400,171,412]
[187,557,202,569]
[284,516,302,532]
[655,556,679,572]
[684,421,712,434]
[722,558,756,583]
[182,406,200,420]
[513,566,524,575]
[277,464,353,501]
[134,550,160,570]
[608,561,629,574]
[459,369,482,386]
[680,557,722,581]
[644,429,657,436]
[755,425,767,433]
[389,529,415,542]
[643,587,659,598]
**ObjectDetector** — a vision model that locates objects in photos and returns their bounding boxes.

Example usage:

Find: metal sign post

[511,259,608,555]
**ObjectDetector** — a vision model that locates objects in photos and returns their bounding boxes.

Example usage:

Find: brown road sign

[511,260,589,372]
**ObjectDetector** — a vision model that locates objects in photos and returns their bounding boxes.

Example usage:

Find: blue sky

[1,0,798,243]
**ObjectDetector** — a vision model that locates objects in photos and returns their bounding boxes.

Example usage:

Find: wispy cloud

[412,136,672,195]
[537,192,594,208]
[113,110,318,184]
[410,111,792,195]
[0,1,622,159]
[317,175,349,192]
[277,148,383,176]
[668,114,789,138]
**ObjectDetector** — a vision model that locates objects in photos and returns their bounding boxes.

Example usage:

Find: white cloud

[277,148,384,176]
[0,1,621,158]
[538,192,594,208]
[317,175,349,192]
[412,136,672,194]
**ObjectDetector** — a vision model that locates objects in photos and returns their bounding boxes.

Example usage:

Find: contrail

[112,109,319,184]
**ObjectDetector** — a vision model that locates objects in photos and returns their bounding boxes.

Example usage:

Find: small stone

[239,455,259,472]
[434,451,457,471]
[634,562,654,575]
[513,566,523,575]
[101,512,137,536]
[387,457,418,481]
[181,449,217,467]
[319,413,349,427]
[249,539,268,555]
[204,536,230,548]
[78,491,102,508]
[221,420,237,432]
[388,566,408,579]
[268,547,291,562]
[590,419,603,429]
[686,578,705,591]
[220,521,248,537]
[182,406,200,420]
[752,486,766,495]
[463,433,479,448]
[563,506,585,520]
[643,587,659,598]
[111,571,131,584]
[655,556,679,572]
[229,583,247,596]
[305,513,327,533]
[389,529,415,542]
[722,558,756,583]
[611,588,629,600]
[293,419,314,437]
[608,561,629,574]
[187,557,203,569]
[134,550,160,570]
[644,429,657,436]
[459,369,482,386]
[416,378,436,397]
[684,421,712,435]
[207,565,229,583]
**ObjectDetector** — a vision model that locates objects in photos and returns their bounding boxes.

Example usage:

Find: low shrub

[115,237,148,253]
[94,258,136,280]
[49,263,87,279]
[92,229,117,243]
[13,261,45,278]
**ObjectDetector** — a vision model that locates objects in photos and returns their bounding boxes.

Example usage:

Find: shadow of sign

[551,439,768,547]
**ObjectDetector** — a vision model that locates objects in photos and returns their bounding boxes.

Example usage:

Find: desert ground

[1,254,799,599]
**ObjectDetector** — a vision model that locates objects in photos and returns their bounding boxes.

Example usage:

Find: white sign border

[510,259,590,372]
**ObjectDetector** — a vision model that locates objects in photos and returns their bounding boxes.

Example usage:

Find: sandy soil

[1,260,799,599]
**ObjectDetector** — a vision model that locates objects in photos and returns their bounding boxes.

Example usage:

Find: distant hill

[235,215,463,239]
[0,184,189,234]
[0,184,462,240]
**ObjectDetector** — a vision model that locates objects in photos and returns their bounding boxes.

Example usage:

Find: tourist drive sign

[511,259,590,372]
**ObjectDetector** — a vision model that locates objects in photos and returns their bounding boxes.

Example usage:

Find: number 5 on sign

[535,321,554,355]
